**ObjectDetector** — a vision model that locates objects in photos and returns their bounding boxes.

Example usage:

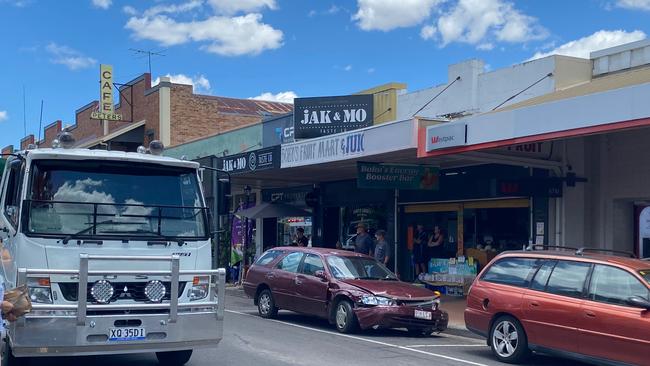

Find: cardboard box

[466,248,497,269]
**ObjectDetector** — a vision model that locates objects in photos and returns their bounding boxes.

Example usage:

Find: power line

[492,72,553,111]
[411,76,461,118]
[129,48,166,75]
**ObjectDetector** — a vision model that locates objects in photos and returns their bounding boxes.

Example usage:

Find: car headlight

[433,298,441,311]
[360,295,396,306]
[189,276,209,301]
[29,286,53,304]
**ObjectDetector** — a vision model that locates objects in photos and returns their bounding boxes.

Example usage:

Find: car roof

[498,250,650,271]
[271,246,370,258]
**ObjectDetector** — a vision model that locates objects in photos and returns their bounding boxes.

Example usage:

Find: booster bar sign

[294,95,373,139]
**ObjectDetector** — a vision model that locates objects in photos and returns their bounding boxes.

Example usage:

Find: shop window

[545,261,591,298]
[588,265,650,305]
[481,258,537,287]
[276,252,303,273]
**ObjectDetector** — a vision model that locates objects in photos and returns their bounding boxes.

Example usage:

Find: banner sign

[217,146,280,175]
[294,95,373,139]
[425,122,467,151]
[357,162,439,190]
[281,119,415,168]
[91,64,123,121]
[231,201,255,265]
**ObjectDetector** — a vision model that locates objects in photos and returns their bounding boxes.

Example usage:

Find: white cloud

[207,0,276,15]
[353,0,441,31]
[250,91,297,104]
[308,9,317,17]
[126,13,283,56]
[144,0,203,17]
[528,30,647,60]
[420,24,437,40]
[0,110,7,122]
[153,74,211,93]
[344,64,353,71]
[92,0,111,10]
[477,43,494,50]
[437,0,547,47]
[327,5,341,14]
[616,0,650,10]
[367,67,376,73]
[122,5,137,15]
[46,43,97,70]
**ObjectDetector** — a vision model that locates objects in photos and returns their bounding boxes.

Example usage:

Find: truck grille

[58,282,186,303]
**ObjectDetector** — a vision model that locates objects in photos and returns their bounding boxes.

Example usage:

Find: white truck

[0,140,226,365]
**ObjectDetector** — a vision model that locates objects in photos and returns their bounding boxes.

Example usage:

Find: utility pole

[129,48,166,75]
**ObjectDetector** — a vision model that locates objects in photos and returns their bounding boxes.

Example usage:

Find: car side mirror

[626,296,650,310]
[314,270,328,282]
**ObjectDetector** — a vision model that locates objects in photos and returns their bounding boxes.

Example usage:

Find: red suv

[244,247,448,335]
[465,249,650,366]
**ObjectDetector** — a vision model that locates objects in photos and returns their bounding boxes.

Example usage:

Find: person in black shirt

[293,227,309,247]
[413,224,428,278]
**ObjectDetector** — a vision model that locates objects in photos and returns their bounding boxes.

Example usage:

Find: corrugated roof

[205,96,293,116]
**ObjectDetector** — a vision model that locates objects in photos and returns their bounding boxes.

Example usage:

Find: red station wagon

[244,247,448,335]
[465,249,650,366]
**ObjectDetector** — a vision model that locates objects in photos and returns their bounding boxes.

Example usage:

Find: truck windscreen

[25,159,207,240]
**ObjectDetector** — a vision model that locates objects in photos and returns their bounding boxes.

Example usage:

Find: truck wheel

[490,316,530,364]
[156,350,193,366]
[257,289,279,319]
[334,300,358,334]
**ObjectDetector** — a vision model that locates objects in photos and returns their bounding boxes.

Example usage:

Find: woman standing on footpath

[428,225,445,263]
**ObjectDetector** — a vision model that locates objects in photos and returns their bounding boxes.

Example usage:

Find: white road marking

[405,344,486,348]
[226,309,489,366]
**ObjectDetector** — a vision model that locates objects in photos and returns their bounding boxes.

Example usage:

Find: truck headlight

[189,276,209,301]
[360,295,395,306]
[29,278,53,304]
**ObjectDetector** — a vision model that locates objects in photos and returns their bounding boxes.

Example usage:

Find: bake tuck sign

[294,95,374,139]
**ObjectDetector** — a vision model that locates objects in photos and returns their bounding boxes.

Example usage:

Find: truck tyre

[257,289,279,319]
[156,350,193,366]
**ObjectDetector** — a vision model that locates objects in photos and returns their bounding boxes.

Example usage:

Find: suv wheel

[334,300,358,333]
[490,316,530,364]
[257,289,279,319]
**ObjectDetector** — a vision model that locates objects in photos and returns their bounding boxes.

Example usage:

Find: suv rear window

[481,258,538,287]
[545,260,591,298]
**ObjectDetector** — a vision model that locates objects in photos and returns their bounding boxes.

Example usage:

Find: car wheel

[490,316,530,364]
[334,299,358,333]
[156,350,193,366]
[257,289,279,319]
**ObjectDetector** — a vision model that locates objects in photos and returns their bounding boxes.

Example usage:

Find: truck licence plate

[414,310,432,320]
[109,327,146,341]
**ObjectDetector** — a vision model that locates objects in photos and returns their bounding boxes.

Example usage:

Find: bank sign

[217,146,280,174]
[357,162,439,190]
[281,119,416,168]
[425,122,467,151]
[294,95,373,139]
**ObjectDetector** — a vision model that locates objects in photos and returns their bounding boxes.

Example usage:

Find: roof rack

[575,247,638,259]
[524,244,579,252]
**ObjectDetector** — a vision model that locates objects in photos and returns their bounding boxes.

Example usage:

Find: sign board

[425,122,467,151]
[294,95,373,139]
[281,119,415,168]
[262,114,294,147]
[91,64,123,121]
[217,146,280,175]
[357,162,439,190]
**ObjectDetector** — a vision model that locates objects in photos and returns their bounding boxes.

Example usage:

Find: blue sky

[1,0,650,149]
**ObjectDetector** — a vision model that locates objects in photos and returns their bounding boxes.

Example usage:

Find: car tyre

[489,316,530,364]
[334,299,358,334]
[257,289,279,319]
[156,350,193,366]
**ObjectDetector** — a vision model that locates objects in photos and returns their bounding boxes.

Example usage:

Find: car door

[578,264,650,366]
[272,251,305,310]
[295,253,329,317]
[522,260,591,354]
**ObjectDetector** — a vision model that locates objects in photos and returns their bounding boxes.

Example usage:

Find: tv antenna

[129,48,166,75]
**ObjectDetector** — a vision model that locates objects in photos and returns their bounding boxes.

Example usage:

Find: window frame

[585,264,650,307]
[542,259,593,299]
[275,251,305,274]
[529,259,558,292]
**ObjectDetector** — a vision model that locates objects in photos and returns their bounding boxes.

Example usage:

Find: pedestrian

[293,227,309,247]
[374,229,391,267]
[428,225,445,260]
[354,223,374,256]
[413,224,428,278]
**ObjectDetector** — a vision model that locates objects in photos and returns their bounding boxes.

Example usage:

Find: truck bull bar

[16,254,226,325]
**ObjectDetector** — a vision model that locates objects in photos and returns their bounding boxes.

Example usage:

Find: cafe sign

[217,146,280,175]
[294,95,373,139]
[357,162,439,190]
[91,64,123,121]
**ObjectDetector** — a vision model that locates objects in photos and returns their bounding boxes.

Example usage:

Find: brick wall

[1,145,14,157]
[20,135,35,150]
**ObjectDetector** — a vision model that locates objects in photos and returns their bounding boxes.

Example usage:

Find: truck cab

[0,141,225,365]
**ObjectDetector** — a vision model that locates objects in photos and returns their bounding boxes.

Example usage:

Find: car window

[255,250,283,266]
[300,254,325,276]
[640,270,650,285]
[481,258,538,287]
[3,159,24,228]
[276,252,303,273]
[530,260,557,291]
[545,260,591,298]
[589,265,650,305]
